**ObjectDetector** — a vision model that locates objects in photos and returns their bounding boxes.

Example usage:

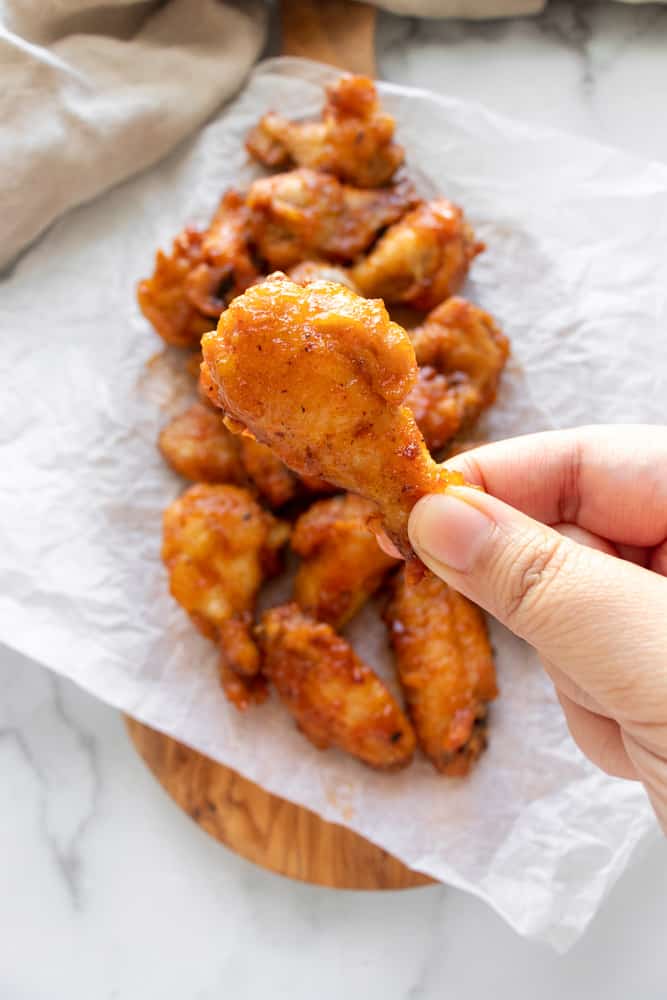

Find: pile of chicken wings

[139,75,508,776]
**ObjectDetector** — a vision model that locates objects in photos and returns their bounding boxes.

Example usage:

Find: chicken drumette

[258,604,415,769]
[406,298,509,452]
[352,199,483,311]
[292,493,398,629]
[246,168,417,270]
[246,74,404,188]
[162,484,289,708]
[200,274,464,560]
[385,567,498,776]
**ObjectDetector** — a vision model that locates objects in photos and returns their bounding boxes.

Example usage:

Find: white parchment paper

[1,58,664,950]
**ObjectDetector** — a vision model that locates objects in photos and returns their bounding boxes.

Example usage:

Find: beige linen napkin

[0,0,265,270]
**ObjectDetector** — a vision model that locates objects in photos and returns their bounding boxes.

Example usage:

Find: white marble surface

[2,2,667,996]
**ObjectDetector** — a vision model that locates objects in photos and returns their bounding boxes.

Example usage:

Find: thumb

[408,485,667,721]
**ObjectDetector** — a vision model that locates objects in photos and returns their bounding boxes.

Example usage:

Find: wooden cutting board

[126,0,433,891]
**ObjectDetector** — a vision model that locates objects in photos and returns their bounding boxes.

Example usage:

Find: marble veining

[2,3,667,996]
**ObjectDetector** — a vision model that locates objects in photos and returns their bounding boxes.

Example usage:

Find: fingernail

[409,487,495,573]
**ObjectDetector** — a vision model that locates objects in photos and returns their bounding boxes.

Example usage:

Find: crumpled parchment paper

[1,58,664,951]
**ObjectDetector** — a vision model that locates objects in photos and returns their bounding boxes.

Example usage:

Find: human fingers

[408,485,667,722]
[556,691,638,780]
[443,425,667,547]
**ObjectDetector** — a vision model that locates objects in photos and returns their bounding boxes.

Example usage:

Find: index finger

[444,424,667,547]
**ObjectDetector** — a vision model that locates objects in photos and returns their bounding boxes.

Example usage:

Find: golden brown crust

[247,168,417,270]
[219,654,269,712]
[138,229,213,347]
[385,567,498,776]
[246,75,404,188]
[183,189,259,317]
[258,604,415,769]
[158,402,245,484]
[138,190,259,347]
[405,298,509,452]
[162,484,289,678]
[202,275,463,557]
[292,493,398,628]
[352,200,484,311]
[238,437,300,507]
[201,274,463,560]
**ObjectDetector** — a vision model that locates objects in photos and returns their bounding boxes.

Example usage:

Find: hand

[408,425,667,832]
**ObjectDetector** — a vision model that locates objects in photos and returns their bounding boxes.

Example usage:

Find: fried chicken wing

[158,402,245,484]
[385,567,498,776]
[246,75,404,188]
[138,191,258,347]
[258,604,415,769]
[219,657,269,712]
[288,260,358,291]
[138,228,212,347]
[183,189,259,317]
[200,274,464,560]
[352,199,484,311]
[406,298,509,451]
[247,168,417,270]
[292,494,398,628]
[238,437,299,507]
[162,484,289,682]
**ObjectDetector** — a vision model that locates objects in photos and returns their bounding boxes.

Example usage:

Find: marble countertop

[2,2,667,996]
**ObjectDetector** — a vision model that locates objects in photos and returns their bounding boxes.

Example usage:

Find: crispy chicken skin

[238,438,334,508]
[138,190,258,347]
[385,568,498,776]
[288,260,358,291]
[219,657,269,712]
[246,168,417,270]
[352,199,484,311]
[159,402,245,484]
[245,75,404,188]
[183,189,259,317]
[162,484,289,684]
[138,228,213,347]
[258,604,415,769]
[238,437,300,507]
[292,494,398,628]
[200,274,464,560]
[406,298,509,452]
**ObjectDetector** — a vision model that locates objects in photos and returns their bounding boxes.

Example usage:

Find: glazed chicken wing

[138,190,258,347]
[238,437,299,507]
[183,189,259,317]
[405,298,509,452]
[292,493,398,629]
[352,199,484,311]
[258,604,415,769]
[200,274,464,560]
[162,484,289,686]
[137,228,212,347]
[246,75,404,188]
[385,567,498,776]
[247,168,417,270]
[159,402,245,484]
